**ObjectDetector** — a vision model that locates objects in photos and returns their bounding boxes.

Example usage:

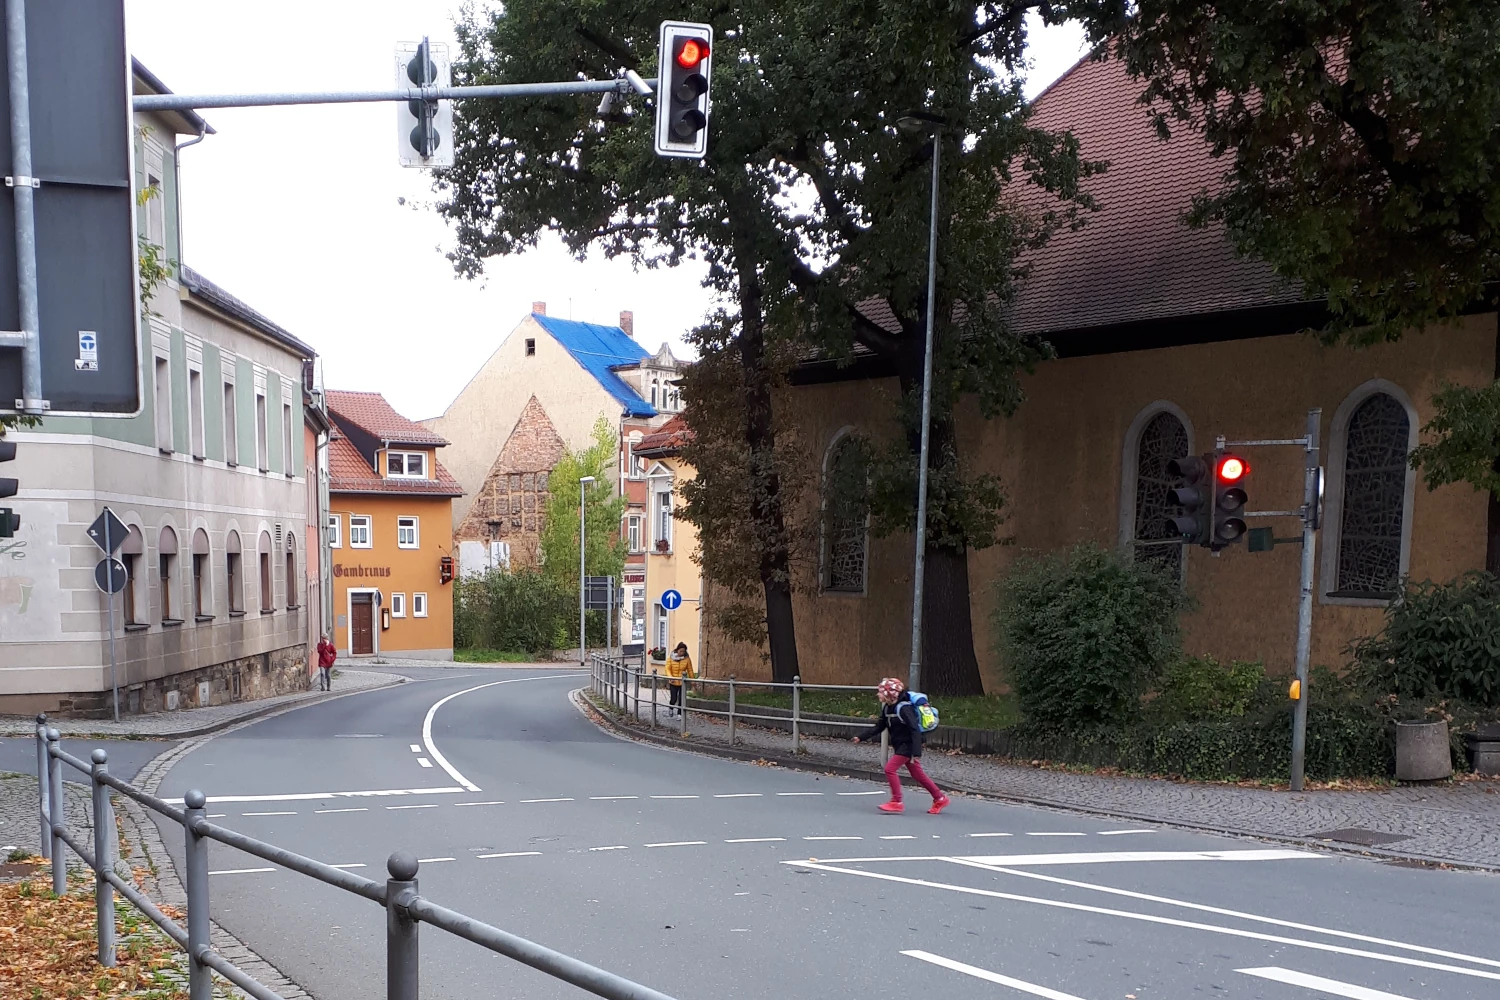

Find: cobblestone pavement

[592,688,1500,871]
[0,668,405,739]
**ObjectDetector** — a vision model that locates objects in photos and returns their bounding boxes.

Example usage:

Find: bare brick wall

[455,395,567,568]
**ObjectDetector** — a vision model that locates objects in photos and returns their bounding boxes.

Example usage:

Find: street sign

[86,507,128,554]
[584,574,615,612]
[94,557,125,594]
[660,588,682,611]
[0,0,141,416]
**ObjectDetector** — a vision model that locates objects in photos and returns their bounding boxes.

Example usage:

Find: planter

[1464,723,1500,776]
[1394,720,1452,781]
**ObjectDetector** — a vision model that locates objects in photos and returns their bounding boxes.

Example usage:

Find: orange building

[326,391,462,659]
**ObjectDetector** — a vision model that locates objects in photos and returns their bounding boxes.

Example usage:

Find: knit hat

[876,677,905,701]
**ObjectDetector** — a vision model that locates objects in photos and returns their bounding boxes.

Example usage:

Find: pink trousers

[884,754,943,803]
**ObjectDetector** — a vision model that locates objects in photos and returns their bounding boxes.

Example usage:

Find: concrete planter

[1394,720,1452,781]
[1464,724,1500,776]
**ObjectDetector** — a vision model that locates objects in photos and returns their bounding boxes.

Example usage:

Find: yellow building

[326,391,461,659]
[632,417,703,669]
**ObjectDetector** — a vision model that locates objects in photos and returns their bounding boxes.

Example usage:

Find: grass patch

[722,688,1023,730]
[454,648,539,664]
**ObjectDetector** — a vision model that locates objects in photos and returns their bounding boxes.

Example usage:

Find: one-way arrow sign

[86,507,129,555]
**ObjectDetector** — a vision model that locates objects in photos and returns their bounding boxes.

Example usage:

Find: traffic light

[395,38,454,168]
[655,21,713,158]
[1165,454,1211,547]
[0,439,17,538]
[1211,451,1249,550]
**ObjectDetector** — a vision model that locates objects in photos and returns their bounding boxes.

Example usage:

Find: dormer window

[386,450,427,479]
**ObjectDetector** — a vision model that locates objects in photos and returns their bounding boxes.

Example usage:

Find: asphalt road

[147,668,1500,1000]
[0,734,173,782]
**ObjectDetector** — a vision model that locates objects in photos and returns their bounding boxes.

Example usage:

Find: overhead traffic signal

[0,440,17,538]
[1165,454,1211,547]
[1212,451,1249,549]
[395,38,454,168]
[655,21,713,158]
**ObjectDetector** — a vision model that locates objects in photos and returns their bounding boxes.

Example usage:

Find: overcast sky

[125,2,1090,420]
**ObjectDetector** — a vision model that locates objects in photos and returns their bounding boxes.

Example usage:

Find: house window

[651,380,659,407]
[283,402,294,476]
[386,451,427,478]
[654,602,667,650]
[154,356,172,452]
[158,526,179,623]
[191,528,211,620]
[525,338,536,356]
[349,515,372,548]
[143,141,166,248]
[285,534,298,608]
[627,514,643,553]
[654,488,673,551]
[821,434,869,593]
[628,438,646,479]
[222,381,238,465]
[255,392,269,471]
[258,531,273,612]
[188,368,204,458]
[327,513,341,548]
[226,531,244,614]
[1132,410,1190,585]
[1333,391,1412,599]
[412,592,428,618]
[391,592,406,618]
[397,516,419,549]
[121,526,144,625]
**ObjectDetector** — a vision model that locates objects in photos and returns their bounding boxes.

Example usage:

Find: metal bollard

[792,676,802,754]
[386,851,420,1000]
[728,674,737,746]
[182,790,212,1000]
[35,713,50,860]
[91,750,116,967]
[680,673,689,738]
[46,727,65,895]
[650,670,658,730]
[632,664,640,720]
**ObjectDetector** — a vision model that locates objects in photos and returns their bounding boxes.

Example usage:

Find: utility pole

[579,476,595,667]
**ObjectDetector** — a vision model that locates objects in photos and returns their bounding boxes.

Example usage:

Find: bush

[995,544,1187,725]
[1148,656,1266,722]
[454,568,611,656]
[1351,571,1500,706]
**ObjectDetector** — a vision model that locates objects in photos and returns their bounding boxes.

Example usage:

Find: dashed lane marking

[1096,829,1155,836]
[646,841,708,848]
[242,811,296,817]
[315,807,368,814]
[589,795,638,800]
[804,836,862,841]
[206,814,226,819]
[969,832,1013,838]
[589,846,628,852]
[837,791,884,796]
[328,863,367,869]
[650,795,699,799]
[386,804,440,811]
[521,797,573,803]
[478,852,542,859]
[1237,968,1416,1000]
[210,867,276,876]
[903,951,1090,1000]
[714,793,761,798]
[417,758,433,768]
[776,792,823,797]
[453,801,505,808]
[725,838,785,843]
[409,744,422,752]
[880,835,916,840]
[417,857,455,863]
[1026,832,1086,837]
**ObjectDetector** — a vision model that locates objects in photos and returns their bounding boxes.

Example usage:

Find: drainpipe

[172,125,207,268]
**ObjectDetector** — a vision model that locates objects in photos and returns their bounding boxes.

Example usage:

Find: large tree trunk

[737,258,800,684]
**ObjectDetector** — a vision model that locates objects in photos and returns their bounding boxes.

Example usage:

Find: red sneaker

[928,796,951,815]
[878,800,905,814]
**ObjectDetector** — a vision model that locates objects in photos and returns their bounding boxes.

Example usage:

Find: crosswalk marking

[902,950,1090,999]
[1238,967,1418,1000]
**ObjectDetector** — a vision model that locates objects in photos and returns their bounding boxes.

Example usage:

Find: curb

[576,690,1500,875]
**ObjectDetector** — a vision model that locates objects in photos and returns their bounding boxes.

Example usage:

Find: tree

[437,0,1095,692]
[1075,0,1500,568]
[539,417,627,588]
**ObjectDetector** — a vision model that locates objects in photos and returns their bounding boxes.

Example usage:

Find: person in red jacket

[316,634,337,691]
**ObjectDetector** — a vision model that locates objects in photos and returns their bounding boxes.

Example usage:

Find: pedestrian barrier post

[727,674,736,746]
[791,676,802,753]
[650,669,658,730]
[632,663,640,720]
[386,852,420,1000]
[182,790,212,1000]
[679,669,689,738]
[35,713,51,860]
[90,749,116,967]
[46,727,65,895]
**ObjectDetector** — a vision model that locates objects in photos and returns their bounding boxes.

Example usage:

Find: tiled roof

[1006,53,1303,338]
[327,430,463,497]
[327,390,449,446]
[180,266,315,358]
[532,314,657,417]
[635,414,692,456]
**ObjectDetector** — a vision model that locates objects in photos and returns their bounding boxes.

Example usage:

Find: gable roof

[326,390,449,447]
[531,313,657,417]
[487,396,567,475]
[180,265,316,359]
[327,429,463,497]
[634,414,692,457]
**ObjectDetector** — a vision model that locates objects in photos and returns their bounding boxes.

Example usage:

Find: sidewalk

[0,668,405,739]
[587,689,1500,872]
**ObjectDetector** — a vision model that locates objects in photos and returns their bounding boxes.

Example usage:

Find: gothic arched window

[821,434,869,594]
[1132,410,1190,583]
[1334,392,1411,598]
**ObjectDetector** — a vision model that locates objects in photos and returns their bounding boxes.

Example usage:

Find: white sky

[125,2,1089,420]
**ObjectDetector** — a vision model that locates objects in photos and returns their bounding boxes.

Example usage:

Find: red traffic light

[676,38,708,68]
[1218,455,1247,481]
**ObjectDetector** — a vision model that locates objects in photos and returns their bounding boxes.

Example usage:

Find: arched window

[650,379,659,407]
[258,531,274,612]
[1330,389,1413,599]
[191,528,211,619]
[158,526,179,622]
[121,526,144,625]
[821,433,869,594]
[225,530,244,614]
[1131,410,1190,583]
[285,533,298,609]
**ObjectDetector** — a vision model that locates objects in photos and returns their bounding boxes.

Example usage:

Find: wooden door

[351,594,374,655]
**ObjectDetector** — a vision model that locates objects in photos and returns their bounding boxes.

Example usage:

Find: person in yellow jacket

[665,642,695,715]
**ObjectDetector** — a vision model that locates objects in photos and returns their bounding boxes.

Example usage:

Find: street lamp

[579,475,596,667]
[897,111,944,691]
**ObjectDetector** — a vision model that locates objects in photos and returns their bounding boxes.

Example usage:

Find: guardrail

[587,654,890,760]
[32,714,680,1000]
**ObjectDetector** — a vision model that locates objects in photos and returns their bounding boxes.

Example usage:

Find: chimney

[618,310,634,336]
[532,301,546,316]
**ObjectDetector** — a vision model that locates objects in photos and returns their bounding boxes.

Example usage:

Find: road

[138,667,1498,1000]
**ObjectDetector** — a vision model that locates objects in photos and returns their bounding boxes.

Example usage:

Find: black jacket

[859,695,924,757]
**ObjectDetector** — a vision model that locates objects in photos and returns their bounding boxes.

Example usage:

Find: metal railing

[588,654,890,760]
[32,714,679,1000]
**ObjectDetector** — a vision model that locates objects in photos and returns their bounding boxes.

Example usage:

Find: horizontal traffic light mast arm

[1242,509,1306,518]
[1222,436,1310,447]
[133,77,649,113]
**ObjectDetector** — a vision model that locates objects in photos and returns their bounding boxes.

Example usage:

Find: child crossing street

[853,677,949,814]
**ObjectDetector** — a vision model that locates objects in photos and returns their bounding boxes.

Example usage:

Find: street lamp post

[579,475,596,667]
[899,112,943,692]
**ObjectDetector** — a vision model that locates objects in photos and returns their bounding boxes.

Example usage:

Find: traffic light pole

[3,0,46,413]
[133,75,653,114]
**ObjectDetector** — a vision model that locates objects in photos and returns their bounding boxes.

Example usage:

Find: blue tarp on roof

[532,313,657,417]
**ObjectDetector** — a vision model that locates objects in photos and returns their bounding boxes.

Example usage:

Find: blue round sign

[661,589,683,610]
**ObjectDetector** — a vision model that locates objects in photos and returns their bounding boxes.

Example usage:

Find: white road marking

[206,814,226,819]
[804,836,862,841]
[880,835,917,840]
[1096,829,1155,836]
[725,838,785,843]
[903,951,1090,1000]
[714,793,762,798]
[1238,967,1417,1000]
[589,795,638,800]
[802,849,1317,866]
[478,852,543,859]
[163,786,465,805]
[650,795,699,799]
[242,811,297,816]
[416,758,433,768]
[589,846,628,852]
[1026,831,1086,837]
[386,804,440,811]
[646,841,708,848]
[790,861,1500,984]
[328,863,367,869]
[776,792,823,797]
[409,744,422,752]
[314,807,369,814]
[968,832,1013,838]
[837,791,885,796]
[334,734,383,738]
[209,867,275,876]
[453,801,505,808]
[422,674,581,793]
[417,857,455,863]
[521,797,574,803]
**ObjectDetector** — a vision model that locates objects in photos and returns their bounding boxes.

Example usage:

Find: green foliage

[1409,381,1500,495]
[0,413,40,438]
[538,417,627,585]
[453,568,609,656]
[995,544,1187,725]
[1090,0,1500,340]
[836,434,1010,552]
[1147,656,1265,722]
[453,648,537,664]
[1351,572,1500,707]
